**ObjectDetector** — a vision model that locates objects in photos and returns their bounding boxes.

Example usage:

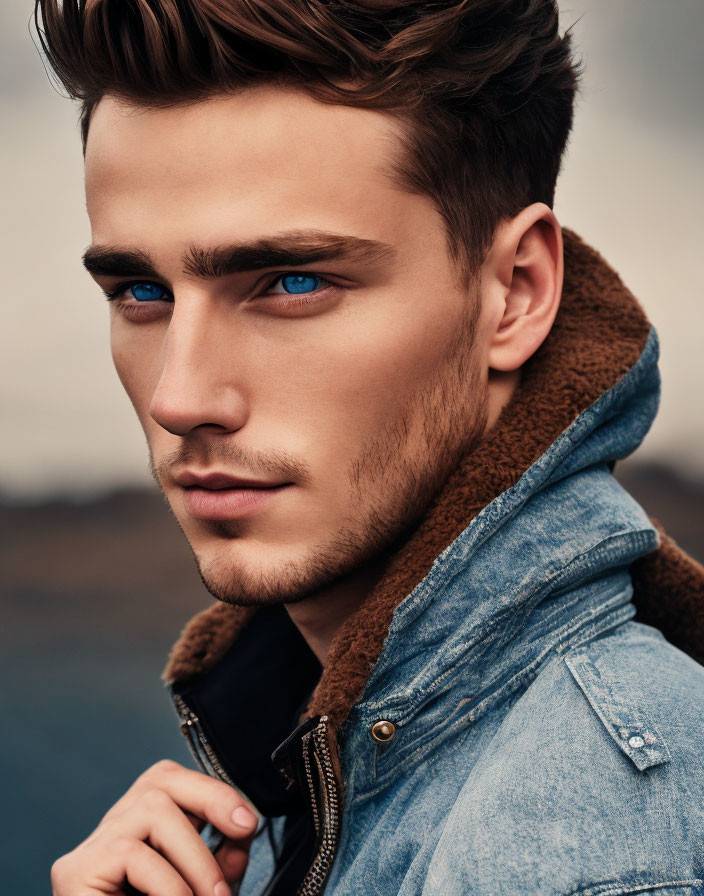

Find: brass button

[371,720,396,743]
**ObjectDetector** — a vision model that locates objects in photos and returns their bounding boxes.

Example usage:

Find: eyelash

[102,273,333,305]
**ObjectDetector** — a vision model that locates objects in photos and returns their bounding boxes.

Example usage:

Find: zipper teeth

[297,716,342,896]
[174,693,342,896]
[172,693,237,788]
[302,733,321,834]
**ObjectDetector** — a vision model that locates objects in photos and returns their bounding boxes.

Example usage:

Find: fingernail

[214,882,231,896]
[231,805,257,829]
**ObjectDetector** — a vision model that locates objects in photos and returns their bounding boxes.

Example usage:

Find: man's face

[84,87,491,605]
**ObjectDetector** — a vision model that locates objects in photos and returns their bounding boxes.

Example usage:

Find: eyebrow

[82,246,160,279]
[82,230,396,280]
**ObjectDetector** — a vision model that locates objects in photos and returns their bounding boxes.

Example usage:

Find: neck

[285,556,388,667]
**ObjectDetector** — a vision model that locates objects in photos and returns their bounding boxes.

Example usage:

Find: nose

[149,297,249,436]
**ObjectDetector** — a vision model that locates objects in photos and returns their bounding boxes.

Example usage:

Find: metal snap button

[371,720,396,743]
[628,735,645,749]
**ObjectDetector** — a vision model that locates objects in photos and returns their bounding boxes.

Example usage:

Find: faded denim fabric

[240,326,704,895]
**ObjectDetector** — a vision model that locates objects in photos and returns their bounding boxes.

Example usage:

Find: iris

[280,274,320,294]
[130,283,168,302]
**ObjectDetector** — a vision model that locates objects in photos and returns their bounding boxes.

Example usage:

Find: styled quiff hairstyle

[34,0,579,280]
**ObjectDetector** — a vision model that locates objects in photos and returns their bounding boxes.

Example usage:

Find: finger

[121,840,195,896]
[110,789,234,896]
[105,761,259,841]
[50,839,193,896]
[102,761,195,822]
[215,840,251,884]
[185,810,204,833]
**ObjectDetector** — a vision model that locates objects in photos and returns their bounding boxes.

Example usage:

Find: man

[36,0,704,893]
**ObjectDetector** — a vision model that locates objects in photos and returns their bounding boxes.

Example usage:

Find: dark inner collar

[172,603,322,816]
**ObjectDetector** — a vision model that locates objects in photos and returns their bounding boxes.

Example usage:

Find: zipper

[172,691,237,788]
[296,716,342,896]
[172,691,249,895]
[174,690,343,896]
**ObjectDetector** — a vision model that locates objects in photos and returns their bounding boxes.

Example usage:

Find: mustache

[150,441,311,486]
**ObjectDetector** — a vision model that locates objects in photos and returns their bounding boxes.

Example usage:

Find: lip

[174,469,291,521]
[175,470,286,490]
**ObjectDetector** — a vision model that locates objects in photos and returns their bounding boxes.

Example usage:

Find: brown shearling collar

[163,228,704,731]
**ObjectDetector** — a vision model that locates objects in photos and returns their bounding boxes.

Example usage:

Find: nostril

[149,394,249,437]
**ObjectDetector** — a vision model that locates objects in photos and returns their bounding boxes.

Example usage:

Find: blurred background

[1,1,703,892]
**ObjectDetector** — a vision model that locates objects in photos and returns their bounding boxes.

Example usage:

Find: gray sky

[1,1,703,499]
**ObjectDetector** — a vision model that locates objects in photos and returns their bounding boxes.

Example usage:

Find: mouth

[174,470,292,521]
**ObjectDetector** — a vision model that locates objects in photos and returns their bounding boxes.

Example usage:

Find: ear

[482,203,563,372]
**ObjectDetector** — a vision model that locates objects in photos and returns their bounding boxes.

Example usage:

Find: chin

[188,535,352,607]
[187,513,392,607]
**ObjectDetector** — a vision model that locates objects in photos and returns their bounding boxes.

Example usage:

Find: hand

[50,760,259,895]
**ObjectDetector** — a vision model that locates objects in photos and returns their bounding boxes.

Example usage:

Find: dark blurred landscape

[1,487,208,894]
[1,459,703,894]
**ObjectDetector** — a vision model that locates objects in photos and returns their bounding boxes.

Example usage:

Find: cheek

[275,297,467,458]
[110,323,162,424]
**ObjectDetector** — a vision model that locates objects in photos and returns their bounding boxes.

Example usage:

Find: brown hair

[34,0,580,279]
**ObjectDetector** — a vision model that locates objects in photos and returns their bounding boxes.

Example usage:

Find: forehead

[84,87,420,250]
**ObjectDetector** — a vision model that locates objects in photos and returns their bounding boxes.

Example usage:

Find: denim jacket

[166,230,704,895]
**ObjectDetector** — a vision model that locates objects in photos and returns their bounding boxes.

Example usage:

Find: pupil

[131,283,163,302]
[282,275,319,294]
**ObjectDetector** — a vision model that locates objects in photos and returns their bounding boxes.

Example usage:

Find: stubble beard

[158,293,488,607]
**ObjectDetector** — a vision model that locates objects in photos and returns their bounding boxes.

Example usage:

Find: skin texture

[63,85,563,894]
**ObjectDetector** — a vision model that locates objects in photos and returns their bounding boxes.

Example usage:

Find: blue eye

[275,274,322,295]
[129,282,169,302]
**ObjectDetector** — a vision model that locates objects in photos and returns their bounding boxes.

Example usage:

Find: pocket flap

[565,648,670,772]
